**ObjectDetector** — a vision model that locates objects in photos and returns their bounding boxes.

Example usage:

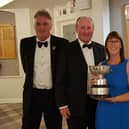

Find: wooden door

[0,24,16,59]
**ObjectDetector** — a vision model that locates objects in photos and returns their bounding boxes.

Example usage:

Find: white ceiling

[1,0,70,9]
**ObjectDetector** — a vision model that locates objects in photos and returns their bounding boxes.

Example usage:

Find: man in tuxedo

[55,16,105,129]
[20,9,68,129]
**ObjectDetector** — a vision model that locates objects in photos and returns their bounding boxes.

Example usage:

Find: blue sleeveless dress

[96,59,129,129]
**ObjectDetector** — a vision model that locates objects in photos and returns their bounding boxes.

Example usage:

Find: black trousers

[67,115,88,129]
[67,110,96,129]
[22,88,62,129]
[67,98,97,129]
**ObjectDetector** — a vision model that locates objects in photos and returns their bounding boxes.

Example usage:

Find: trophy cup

[89,65,110,98]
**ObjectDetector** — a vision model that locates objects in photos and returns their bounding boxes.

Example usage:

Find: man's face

[76,18,94,43]
[34,16,52,41]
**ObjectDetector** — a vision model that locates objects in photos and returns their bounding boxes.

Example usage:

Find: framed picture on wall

[60,20,76,42]
[74,0,92,10]
[62,23,76,42]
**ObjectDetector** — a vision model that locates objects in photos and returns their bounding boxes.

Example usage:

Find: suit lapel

[50,35,56,64]
[50,35,57,83]
[74,40,88,84]
[30,36,36,62]
[28,36,36,77]
[92,41,101,65]
[75,40,87,69]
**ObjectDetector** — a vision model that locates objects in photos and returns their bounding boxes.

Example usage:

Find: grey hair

[34,9,52,20]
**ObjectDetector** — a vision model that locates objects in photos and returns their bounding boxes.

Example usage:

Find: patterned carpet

[0,103,67,129]
[0,103,22,129]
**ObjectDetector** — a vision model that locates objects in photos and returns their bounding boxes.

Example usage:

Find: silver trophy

[89,65,110,98]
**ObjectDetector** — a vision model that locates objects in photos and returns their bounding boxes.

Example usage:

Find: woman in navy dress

[96,31,129,129]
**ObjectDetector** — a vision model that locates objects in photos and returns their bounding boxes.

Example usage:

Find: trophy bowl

[88,65,110,98]
[89,65,110,75]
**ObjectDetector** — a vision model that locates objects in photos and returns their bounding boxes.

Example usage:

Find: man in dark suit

[55,16,105,129]
[20,9,68,129]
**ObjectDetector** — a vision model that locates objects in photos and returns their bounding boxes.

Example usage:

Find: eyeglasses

[107,40,120,43]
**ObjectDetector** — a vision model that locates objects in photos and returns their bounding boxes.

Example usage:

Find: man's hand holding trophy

[88,65,110,99]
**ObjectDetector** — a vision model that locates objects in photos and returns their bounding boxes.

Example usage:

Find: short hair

[34,9,52,20]
[76,16,94,28]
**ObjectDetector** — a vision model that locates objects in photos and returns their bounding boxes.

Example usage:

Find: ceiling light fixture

[0,0,14,8]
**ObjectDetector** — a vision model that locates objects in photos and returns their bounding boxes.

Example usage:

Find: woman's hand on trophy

[103,97,117,103]
[93,97,116,102]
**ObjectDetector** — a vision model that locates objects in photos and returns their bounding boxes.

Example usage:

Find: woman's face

[106,38,122,56]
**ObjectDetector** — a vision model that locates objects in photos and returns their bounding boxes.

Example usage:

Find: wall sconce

[0,0,14,8]
[125,6,129,20]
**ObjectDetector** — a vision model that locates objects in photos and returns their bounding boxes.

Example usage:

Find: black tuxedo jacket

[55,39,105,116]
[20,35,68,113]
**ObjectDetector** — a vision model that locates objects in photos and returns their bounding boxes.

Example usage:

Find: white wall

[91,0,110,43]
[109,0,129,40]
[0,8,31,103]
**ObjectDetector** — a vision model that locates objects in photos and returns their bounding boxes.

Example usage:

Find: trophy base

[90,86,109,97]
[89,94,109,99]
[88,86,109,99]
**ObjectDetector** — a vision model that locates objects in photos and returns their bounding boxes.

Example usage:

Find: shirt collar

[36,36,50,43]
[78,39,92,48]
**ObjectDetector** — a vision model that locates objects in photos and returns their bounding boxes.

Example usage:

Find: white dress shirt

[33,36,52,89]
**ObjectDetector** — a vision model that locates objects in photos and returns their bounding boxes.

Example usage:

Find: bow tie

[37,41,48,48]
[82,43,93,49]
